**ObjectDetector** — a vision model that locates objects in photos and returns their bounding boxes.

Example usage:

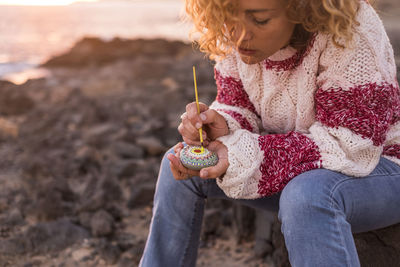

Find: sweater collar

[263,33,316,72]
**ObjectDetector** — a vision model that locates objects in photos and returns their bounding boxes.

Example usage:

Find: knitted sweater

[210,1,400,199]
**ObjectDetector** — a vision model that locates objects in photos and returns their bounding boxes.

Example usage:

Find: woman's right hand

[178,102,229,146]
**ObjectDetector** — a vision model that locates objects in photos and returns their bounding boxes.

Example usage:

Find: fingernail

[200,113,206,121]
[195,122,202,129]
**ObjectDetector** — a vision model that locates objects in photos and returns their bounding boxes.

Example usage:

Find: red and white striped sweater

[210,1,400,199]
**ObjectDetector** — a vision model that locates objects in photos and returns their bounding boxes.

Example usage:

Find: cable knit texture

[209,1,400,199]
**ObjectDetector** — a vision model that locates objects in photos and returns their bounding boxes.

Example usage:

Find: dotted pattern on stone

[180,145,219,171]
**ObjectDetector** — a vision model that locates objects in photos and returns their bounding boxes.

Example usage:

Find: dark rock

[254,211,275,257]
[83,123,116,148]
[0,87,35,115]
[109,159,138,179]
[79,211,93,229]
[232,203,256,243]
[112,141,144,159]
[127,183,155,209]
[118,256,137,267]
[201,209,223,237]
[79,175,122,212]
[115,232,136,251]
[2,208,24,226]
[74,145,102,173]
[135,136,167,156]
[355,223,400,267]
[42,37,194,68]
[0,219,89,255]
[271,220,290,267]
[28,178,75,221]
[254,240,273,258]
[98,242,121,264]
[90,209,115,237]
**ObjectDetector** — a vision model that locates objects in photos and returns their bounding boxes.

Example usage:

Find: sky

[0,0,98,5]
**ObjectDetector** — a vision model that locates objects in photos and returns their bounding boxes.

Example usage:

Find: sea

[0,0,191,84]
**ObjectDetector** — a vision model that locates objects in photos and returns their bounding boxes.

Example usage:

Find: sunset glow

[0,0,98,6]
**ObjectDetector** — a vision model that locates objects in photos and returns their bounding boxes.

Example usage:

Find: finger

[182,136,201,146]
[186,102,209,124]
[169,161,187,180]
[181,115,199,135]
[168,152,200,177]
[178,122,198,141]
[200,158,229,179]
[180,112,187,120]
[173,142,184,154]
[186,102,209,115]
[200,109,226,128]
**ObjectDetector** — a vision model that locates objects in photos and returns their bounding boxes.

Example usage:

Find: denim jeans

[139,148,400,267]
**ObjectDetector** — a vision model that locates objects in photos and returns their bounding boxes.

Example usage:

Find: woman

[140,0,400,266]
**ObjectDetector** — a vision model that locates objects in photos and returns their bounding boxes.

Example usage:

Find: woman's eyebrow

[245,9,275,14]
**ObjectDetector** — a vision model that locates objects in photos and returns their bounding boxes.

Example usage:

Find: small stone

[72,247,93,261]
[201,209,222,236]
[90,210,114,237]
[136,136,167,156]
[180,145,218,171]
[127,183,155,209]
[112,141,144,159]
[99,243,121,264]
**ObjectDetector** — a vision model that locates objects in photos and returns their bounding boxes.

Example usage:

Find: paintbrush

[193,66,204,152]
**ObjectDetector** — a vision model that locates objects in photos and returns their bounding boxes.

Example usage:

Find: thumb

[200,109,226,126]
[200,158,228,179]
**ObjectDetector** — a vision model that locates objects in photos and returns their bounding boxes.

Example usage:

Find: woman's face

[230,0,296,64]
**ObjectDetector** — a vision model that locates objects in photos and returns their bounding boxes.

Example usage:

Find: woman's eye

[253,18,270,25]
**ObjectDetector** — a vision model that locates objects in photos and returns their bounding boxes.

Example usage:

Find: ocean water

[0,0,191,83]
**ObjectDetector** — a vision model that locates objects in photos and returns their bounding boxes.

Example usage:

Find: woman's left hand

[167,141,229,180]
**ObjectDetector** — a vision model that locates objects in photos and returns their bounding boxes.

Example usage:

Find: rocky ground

[0,1,399,266]
[0,37,271,266]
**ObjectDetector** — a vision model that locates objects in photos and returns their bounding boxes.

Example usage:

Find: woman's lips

[238,47,257,56]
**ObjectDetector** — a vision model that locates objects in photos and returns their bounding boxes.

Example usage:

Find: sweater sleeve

[209,55,261,135]
[215,3,400,199]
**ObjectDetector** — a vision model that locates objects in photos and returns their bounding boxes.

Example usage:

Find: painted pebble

[179,145,219,171]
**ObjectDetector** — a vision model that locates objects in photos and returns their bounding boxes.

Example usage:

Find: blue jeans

[139,148,400,267]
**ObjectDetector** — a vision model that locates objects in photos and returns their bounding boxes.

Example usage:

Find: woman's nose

[232,25,252,43]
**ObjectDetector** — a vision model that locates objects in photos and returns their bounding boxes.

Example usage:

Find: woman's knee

[278,169,345,224]
[155,147,206,199]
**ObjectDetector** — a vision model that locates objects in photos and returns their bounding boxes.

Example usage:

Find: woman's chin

[238,54,263,65]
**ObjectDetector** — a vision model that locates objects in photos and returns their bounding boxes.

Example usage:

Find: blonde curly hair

[185,0,367,59]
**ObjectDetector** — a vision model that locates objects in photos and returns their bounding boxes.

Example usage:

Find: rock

[79,176,122,212]
[201,209,223,237]
[112,141,144,159]
[109,159,139,179]
[0,219,89,255]
[355,223,400,266]
[0,117,18,139]
[254,210,275,257]
[0,88,35,115]
[83,123,116,147]
[79,212,93,229]
[5,208,24,226]
[72,247,93,261]
[90,210,114,237]
[98,242,121,264]
[232,203,256,243]
[127,183,155,209]
[136,136,167,156]
[42,37,194,68]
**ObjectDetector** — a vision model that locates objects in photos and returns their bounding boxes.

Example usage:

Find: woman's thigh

[280,157,400,233]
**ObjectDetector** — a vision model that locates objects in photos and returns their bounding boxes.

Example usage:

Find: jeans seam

[329,178,357,267]
[179,198,200,267]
